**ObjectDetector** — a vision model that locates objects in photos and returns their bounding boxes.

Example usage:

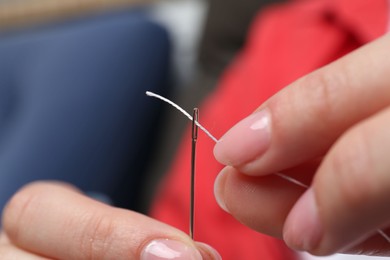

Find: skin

[0,182,220,259]
[213,33,390,256]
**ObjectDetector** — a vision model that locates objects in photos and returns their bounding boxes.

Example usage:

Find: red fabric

[151,0,388,259]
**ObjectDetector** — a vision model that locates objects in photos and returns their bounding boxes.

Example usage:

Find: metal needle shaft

[190,108,199,239]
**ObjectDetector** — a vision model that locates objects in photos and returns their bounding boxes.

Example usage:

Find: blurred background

[0,1,387,259]
[0,0,207,213]
[0,0,268,214]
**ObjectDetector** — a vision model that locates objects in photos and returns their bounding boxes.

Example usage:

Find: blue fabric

[0,9,171,214]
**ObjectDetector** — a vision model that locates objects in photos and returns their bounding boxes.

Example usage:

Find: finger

[0,244,50,260]
[2,182,219,260]
[1,231,65,259]
[214,34,390,175]
[0,232,9,244]
[196,243,223,260]
[283,107,390,256]
[214,166,312,238]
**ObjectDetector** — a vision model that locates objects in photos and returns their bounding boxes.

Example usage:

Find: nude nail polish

[214,167,230,213]
[214,109,271,166]
[196,242,222,260]
[141,239,202,260]
[284,189,323,252]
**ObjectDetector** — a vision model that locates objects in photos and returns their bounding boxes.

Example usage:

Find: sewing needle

[190,108,199,239]
[146,91,390,245]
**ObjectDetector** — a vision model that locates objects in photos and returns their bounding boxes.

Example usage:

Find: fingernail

[214,109,271,166]
[284,189,323,252]
[196,242,222,260]
[214,167,229,213]
[141,239,202,260]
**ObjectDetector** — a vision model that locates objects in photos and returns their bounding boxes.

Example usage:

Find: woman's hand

[0,182,220,259]
[213,33,390,256]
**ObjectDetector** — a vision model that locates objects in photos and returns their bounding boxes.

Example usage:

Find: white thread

[146,91,218,143]
[275,173,309,189]
[377,229,390,243]
[146,91,308,188]
[146,91,389,243]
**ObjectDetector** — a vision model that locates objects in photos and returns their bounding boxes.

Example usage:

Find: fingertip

[213,110,271,168]
[195,242,222,260]
[140,239,203,260]
[214,167,231,213]
[213,138,233,166]
[283,189,323,254]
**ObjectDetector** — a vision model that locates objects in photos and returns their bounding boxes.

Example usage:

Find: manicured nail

[196,242,222,260]
[214,167,229,213]
[284,189,323,252]
[141,239,202,260]
[214,109,271,166]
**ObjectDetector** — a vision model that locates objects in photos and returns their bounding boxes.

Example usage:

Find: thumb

[2,182,221,260]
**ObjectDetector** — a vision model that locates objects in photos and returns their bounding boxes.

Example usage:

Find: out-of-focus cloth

[151,0,207,87]
[0,0,153,31]
[151,0,388,259]
[0,10,171,214]
[198,0,287,81]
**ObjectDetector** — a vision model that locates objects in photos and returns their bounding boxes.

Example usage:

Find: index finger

[2,182,218,260]
[214,34,390,175]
